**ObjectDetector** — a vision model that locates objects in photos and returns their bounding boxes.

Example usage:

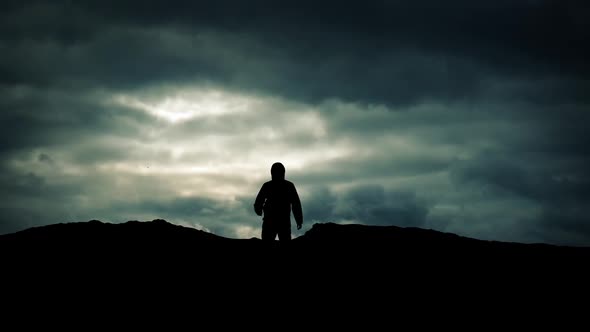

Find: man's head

[271,162,285,181]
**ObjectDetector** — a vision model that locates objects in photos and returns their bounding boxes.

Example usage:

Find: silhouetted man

[254,162,303,241]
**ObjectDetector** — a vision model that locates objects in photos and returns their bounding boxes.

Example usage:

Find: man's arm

[291,183,303,229]
[253,183,266,216]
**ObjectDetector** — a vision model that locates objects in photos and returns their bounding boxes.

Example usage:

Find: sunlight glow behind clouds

[112,88,255,123]
[81,86,354,203]
[105,87,346,173]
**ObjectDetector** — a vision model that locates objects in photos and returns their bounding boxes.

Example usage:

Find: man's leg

[277,221,292,242]
[261,219,278,241]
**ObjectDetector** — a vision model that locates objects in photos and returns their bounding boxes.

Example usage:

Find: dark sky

[1,1,589,245]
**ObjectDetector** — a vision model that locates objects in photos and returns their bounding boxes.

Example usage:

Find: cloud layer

[1,1,589,245]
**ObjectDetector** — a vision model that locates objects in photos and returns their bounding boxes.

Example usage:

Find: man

[254,162,303,241]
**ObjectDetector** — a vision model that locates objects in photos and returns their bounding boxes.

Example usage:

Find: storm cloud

[1,1,589,245]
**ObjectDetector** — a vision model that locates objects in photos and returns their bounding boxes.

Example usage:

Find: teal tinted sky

[1,1,589,245]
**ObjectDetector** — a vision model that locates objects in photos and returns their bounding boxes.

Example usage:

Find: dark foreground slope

[2,219,590,311]
[2,219,588,271]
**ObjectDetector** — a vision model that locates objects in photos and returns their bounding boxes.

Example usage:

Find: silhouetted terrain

[3,219,589,298]
[3,219,588,267]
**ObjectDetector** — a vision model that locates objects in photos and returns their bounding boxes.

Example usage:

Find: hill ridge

[2,218,589,250]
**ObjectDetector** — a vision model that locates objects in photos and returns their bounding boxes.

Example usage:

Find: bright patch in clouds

[102,87,351,196]
[8,85,357,216]
[113,88,256,123]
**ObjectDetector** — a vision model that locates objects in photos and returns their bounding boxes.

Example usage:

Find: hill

[2,219,588,268]
[2,219,589,304]
[2,219,589,289]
